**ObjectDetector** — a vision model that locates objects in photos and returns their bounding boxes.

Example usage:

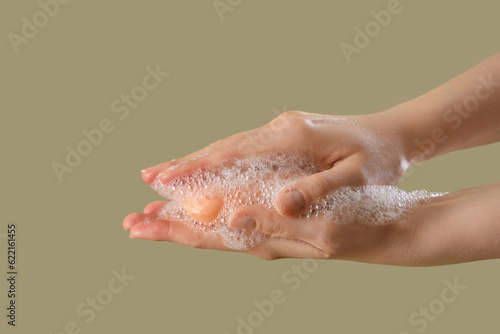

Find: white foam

[151,152,444,250]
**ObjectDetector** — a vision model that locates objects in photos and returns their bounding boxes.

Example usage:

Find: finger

[126,212,327,259]
[140,135,236,177]
[228,205,322,242]
[143,201,168,214]
[141,161,176,184]
[275,159,365,217]
[141,150,218,185]
[140,130,256,185]
[129,218,237,252]
[142,111,304,185]
[123,213,158,231]
[156,130,271,185]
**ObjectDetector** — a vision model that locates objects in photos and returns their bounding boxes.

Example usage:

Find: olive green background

[1,0,499,333]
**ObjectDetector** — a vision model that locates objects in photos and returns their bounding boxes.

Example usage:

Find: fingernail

[282,190,306,213]
[130,229,144,239]
[141,169,157,183]
[142,163,163,174]
[229,215,256,229]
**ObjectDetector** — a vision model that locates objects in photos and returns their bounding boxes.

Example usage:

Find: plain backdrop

[1,1,499,333]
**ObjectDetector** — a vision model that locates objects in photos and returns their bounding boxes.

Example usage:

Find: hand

[141,111,411,217]
[122,197,411,264]
[123,183,500,265]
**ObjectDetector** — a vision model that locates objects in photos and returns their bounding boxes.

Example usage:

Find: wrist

[362,107,416,174]
[374,101,446,167]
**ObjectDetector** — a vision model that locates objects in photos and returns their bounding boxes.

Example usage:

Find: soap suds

[151,152,444,250]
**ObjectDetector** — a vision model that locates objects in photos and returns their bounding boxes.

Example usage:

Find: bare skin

[127,54,500,265]
[142,112,410,218]
[123,183,500,265]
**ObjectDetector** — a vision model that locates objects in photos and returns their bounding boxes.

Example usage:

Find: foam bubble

[151,152,444,250]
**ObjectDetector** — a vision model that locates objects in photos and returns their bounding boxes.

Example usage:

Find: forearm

[381,53,500,165]
[401,183,500,266]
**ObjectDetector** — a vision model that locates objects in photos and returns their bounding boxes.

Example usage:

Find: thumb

[276,162,364,217]
[227,205,316,241]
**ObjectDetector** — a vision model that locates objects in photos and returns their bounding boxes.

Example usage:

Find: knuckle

[266,216,287,238]
[278,110,302,119]
[259,218,277,235]
[275,111,308,129]
[286,112,307,126]
[206,139,224,151]
[213,139,224,149]
[270,224,285,238]
[267,111,312,145]
[306,175,332,198]
[162,222,174,242]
